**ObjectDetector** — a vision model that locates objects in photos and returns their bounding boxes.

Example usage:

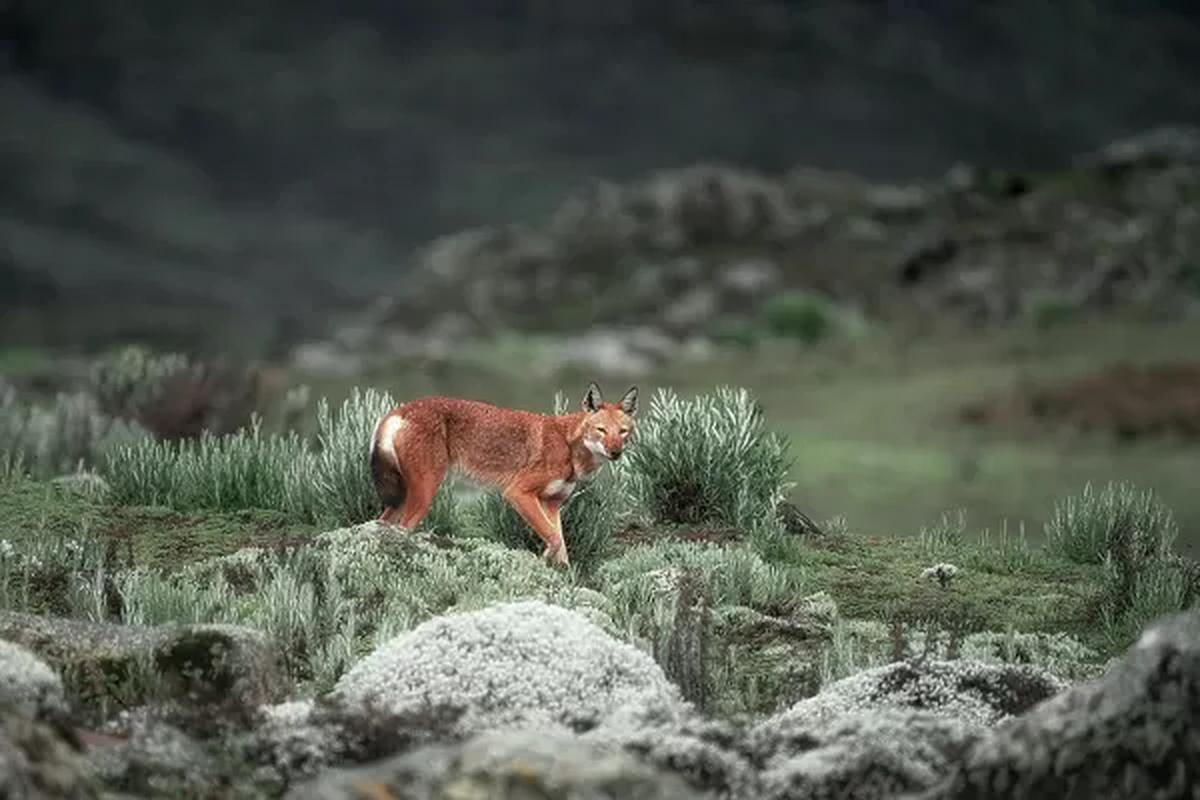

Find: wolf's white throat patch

[584,438,610,459]
[542,479,577,501]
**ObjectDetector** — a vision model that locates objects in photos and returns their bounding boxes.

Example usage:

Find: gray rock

[750,708,983,800]
[330,600,686,739]
[912,608,1200,799]
[0,638,68,723]
[85,718,219,798]
[1079,126,1200,169]
[739,659,1067,800]
[775,659,1069,731]
[583,711,759,799]
[0,612,288,733]
[0,612,161,724]
[0,715,94,799]
[249,695,466,784]
[283,726,701,800]
[151,623,289,735]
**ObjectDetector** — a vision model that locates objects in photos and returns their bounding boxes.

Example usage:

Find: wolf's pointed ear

[582,381,603,412]
[619,386,639,415]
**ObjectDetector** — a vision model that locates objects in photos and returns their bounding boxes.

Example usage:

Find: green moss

[755,529,1106,653]
[155,628,238,696]
[0,475,316,571]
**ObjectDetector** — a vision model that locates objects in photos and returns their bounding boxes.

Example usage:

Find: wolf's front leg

[504,488,571,568]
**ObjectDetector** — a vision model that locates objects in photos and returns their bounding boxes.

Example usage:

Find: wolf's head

[578,381,638,461]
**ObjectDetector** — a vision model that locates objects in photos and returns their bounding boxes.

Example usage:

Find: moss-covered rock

[282,726,700,800]
[0,612,286,733]
[0,714,97,799]
[915,607,1200,799]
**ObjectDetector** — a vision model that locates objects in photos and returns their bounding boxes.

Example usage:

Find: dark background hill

[2,0,1199,355]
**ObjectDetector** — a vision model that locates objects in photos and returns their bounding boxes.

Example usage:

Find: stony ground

[0,534,1194,799]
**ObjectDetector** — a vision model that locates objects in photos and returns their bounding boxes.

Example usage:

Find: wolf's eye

[619,428,629,435]
[595,426,607,434]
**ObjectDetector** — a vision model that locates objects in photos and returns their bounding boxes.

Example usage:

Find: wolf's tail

[370,434,407,511]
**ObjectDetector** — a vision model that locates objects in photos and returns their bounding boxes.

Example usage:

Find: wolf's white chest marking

[541,479,577,501]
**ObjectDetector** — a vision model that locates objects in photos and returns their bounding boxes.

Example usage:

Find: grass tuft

[623,386,793,538]
[1044,480,1178,566]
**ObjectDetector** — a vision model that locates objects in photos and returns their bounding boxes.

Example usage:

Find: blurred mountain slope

[1,0,1198,354]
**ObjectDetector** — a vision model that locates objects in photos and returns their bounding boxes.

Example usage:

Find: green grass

[766,527,1101,640]
[0,476,316,570]
[297,317,1200,558]
[0,468,1129,661]
[2,316,1197,717]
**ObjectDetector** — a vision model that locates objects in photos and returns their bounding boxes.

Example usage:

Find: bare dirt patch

[958,360,1200,441]
[614,523,748,549]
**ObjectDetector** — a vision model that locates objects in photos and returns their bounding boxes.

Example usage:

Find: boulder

[329,600,687,737]
[750,708,983,800]
[283,727,700,800]
[775,659,1069,730]
[0,715,95,800]
[0,638,68,723]
[912,607,1200,799]
[0,612,287,732]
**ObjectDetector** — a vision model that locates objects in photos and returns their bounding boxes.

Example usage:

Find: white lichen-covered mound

[914,607,1200,800]
[0,638,66,721]
[775,659,1069,730]
[750,707,985,800]
[331,600,687,737]
[739,659,1069,800]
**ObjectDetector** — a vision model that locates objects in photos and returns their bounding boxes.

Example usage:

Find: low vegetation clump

[1044,480,1199,647]
[622,386,793,539]
[0,356,1196,726]
[0,384,149,480]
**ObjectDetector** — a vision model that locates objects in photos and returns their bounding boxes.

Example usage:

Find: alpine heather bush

[1044,481,1195,649]
[623,386,793,537]
[0,386,149,480]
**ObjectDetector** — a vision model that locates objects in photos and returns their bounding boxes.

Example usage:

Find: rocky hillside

[303,127,1200,377]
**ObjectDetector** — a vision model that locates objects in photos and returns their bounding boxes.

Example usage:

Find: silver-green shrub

[1044,481,1177,566]
[104,417,307,513]
[1044,481,1195,648]
[305,387,397,527]
[0,386,149,480]
[622,386,793,537]
[100,386,472,535]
